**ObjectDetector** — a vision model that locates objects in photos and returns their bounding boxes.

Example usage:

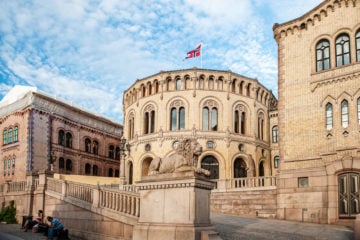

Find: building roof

[0,85,37,107]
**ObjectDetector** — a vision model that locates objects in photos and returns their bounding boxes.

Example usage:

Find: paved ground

[211,214,354,240]
[0,215,354,240]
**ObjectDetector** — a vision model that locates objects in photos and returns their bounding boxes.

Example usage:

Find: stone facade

[273,0,360,225]
[0,86,123,182]
[122,69,278,184]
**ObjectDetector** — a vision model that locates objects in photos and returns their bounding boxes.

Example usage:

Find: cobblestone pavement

[0,215,354,240]
[211,214,354,240]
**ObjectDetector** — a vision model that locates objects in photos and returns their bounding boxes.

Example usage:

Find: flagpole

[200,41,203,69]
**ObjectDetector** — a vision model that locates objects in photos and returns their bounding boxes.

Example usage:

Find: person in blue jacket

[46,216,64,240]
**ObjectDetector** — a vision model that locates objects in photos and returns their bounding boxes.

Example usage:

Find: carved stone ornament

[148,139,210,177]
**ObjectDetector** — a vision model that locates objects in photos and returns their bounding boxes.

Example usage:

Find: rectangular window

[298,177,309,188]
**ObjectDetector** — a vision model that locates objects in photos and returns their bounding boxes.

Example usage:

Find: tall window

[202,101,218,131]
[258,112,265,140]
[93,140,99,155]
[326,103,333,130]
[274,156,280,169]
[59,158,65,169]
[85,138,91,153]
[93,165,98,176]
[7,128,12,144]
[58,130,65,146]
[341,100,349,128]
[272,125,278,143]
[356,30,360,62]
[170,100,185,131]
[336,34,351,66]
[109,145,115,159]
[85,163,91,175]
[115,147,120,160]
[358,98,360,124]
[108,168,113,177]
[316,39,330,71]
[3,129,7,145]
[175,78,181,90]
[144,105,155,134]
[14,126,18,142]
[65,132,72,148]
[234,105,246,134]
[128,113,135,140]
[66,159,72,171]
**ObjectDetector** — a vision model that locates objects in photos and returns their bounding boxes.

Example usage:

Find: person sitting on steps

[46,216,64,240]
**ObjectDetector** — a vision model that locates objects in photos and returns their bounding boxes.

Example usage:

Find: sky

[0,0,323,123]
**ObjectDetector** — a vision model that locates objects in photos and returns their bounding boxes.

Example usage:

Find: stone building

[0,86,122,182]
[122,69,278,185]
[273,0,360,224]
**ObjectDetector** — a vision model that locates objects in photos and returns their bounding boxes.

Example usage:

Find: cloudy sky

[0,0,323,123]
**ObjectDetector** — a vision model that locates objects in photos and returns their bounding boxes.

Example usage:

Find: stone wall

[211,188,277,218]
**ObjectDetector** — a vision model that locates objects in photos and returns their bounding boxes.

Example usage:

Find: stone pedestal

[133,171,215,240]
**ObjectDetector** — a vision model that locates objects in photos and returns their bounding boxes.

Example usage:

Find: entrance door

[339,173,360,218]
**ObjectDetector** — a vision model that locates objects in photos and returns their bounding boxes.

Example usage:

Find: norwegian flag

[185,44,201,59]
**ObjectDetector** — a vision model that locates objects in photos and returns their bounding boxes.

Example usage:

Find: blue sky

[0,0,323,123]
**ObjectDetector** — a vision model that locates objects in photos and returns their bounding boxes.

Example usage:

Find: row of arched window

[125,72,271,107]
[85,163,99,176]
[316,29,360,72]
[2,126,18,145]
[59,158,72,171]
[129,103,267,140]
[325,98,360,130]
[3,158,15,176]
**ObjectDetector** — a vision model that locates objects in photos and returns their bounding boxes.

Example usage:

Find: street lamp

[119,137,128,185]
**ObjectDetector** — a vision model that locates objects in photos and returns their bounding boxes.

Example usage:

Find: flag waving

[185,44,201,59]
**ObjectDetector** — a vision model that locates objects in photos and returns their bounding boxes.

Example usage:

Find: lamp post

[119,137,127,185]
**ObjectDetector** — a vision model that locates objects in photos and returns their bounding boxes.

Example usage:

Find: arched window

[108,168,113,177]
[85,138,91,153]
[316,39,330,71]
[272,125,278,143]
[234,105,246,134]
[3,129,7,145]
[246,84,251,97]
[258,112,265,140]
[341,100,349,128]
[259,161,265,177]
[155,81,160,93]
[59,158,65,169]
[217,78,223,90]
[128,113,135,140]
[85,163,91,175]
[93,140,99,155]
[202,107,209,130]
[326,102,333,130]
[144,105,155,134]
[115,169,119,177]
[170,101,185,131]
[93,165,98,176]
[274,156,279,169]
[66,159,72,171]
[175,78,181,90]
[8,128,13,143]
[336,34,351,66]
[148,82,152,95]
[231,80,236,93]
[58,130,65,146]
[14,126,18,142]
[356,30,360,62]
[234,158,247,178]
[201,156,219,179]
[141,84,146,97]
[65,132,72,148]
[128,162,133,184]
[115,147,120,160]
[109,145,115,159]
[202,101,218,131]
[358,97,360,124]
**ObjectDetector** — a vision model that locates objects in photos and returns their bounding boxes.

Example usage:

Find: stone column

[120,154,126,185]
[133,171,215,240]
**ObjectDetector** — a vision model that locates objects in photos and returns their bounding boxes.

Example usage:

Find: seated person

[46,216,64,240]
[23,217,42,232]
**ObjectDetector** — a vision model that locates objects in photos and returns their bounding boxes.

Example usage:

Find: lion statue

[148,139,210,176]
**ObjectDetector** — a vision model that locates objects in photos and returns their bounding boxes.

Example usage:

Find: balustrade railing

[230,176,276,189]
[47,178,63,193]
[67,181,93,203]
[7,181,26,192]
[99,187,140,217]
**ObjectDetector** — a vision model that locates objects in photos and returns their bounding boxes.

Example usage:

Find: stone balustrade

[47,177,63,193]
[67,181,94,203]
[231,176,277,189]
[7,181,26,193]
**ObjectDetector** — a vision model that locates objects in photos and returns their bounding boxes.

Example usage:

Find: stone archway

[141,157,153,177]
[233,157,247,178]
[201,155,219,179]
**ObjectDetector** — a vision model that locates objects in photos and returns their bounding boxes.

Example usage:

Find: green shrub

[0,200,18,224]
